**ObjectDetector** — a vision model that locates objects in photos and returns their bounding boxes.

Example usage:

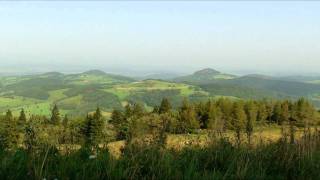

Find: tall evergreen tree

[207,102,223,132]
[231,102,247,146]
[216,98,233,130]
[196,101,209,129]
[132,103,145,118]
[62,114,69,128]
[110,109,124,127]
[280,101,290,125]
[124,104,133,118]
[50,104,61,125]
[0,110,18,150]
[244,101,257,145]
[179,98,200,133]
[24,122,36,152]
[271,102,282,124]
[257,103,268,122]
[80,109,105,148]
[18,108,27,126]
[159,98,172,114]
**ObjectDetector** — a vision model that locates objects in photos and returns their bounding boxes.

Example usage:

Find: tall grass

[1,132,320,180]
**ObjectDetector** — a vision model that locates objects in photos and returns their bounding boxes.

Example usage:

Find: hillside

[173,68,237,83]
[2,68,320,117]
[0,71,135,116]
[0,71,210,116]
[173,68,320,104]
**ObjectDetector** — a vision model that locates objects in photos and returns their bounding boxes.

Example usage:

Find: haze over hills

[1,68,320,117]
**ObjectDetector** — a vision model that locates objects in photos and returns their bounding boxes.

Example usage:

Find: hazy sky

[0,1,320,76]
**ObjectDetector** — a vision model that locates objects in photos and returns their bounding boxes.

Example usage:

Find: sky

[0,1,320,76]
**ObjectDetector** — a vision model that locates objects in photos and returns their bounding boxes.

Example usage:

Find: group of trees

[0,104,105,152]
[110,97,319,145]
[0,97,318,152]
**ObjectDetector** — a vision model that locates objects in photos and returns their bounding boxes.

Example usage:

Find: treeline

[111,97,318,144]
[0,97,318,152]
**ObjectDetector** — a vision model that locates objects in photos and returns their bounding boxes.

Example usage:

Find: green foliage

[0,110,19,150]
[231,101,247,145]
[244,101,257,144]
[50,104,61,125]
[159,98,172,114]
[127,89,182,108]
[178,99,200,133]
[18,109,27,126]
[80,108,105,147]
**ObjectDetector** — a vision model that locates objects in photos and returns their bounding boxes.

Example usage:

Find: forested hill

[1,68,320,116]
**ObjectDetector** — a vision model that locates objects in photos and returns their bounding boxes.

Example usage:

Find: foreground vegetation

[0,97,320,179]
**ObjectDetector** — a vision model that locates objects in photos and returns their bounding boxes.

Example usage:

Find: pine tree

[196,101,209,129]
[80,107,105,147]
[110,109,124,127]
[124,104,133,118]
[18,108,27,126]
[207,103,223,133]
[62,114,69,128]
[159,98,172,114]
[24,121,36,152]
[244,101,257,145]
[271,102,282,124]
[92,107,104,145]
[280,101,290,125]
[132,103,145,118]
[179,98,200,133]
[231,102,247,146]
[217,98,233,130]
[0,110,19,150]
[50,104,61,125]
[257,103,268,122]
[81,114,94,147]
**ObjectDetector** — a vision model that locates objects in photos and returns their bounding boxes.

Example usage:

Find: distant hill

[135,73,182,80]
[174,68,320,103]
[275,76,320,84]
[173,68,236,84]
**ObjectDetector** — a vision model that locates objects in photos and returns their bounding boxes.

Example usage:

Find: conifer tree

[196,101,209,129]
[50,104,61,125]
[216,98,233,130]
[124,104,133,118]
[0,110,18,150]
[132,103,145,118]
[80,109,104,148]
[110,109,128,140]
[24,121,36,152]
[244,101,257,145]
[92,107,104,145]
[207,103,223,133]
[231,102,247,146]
[110,109,124,127]
[81,114,94,147]
[18,108,27,126]
[159,98,172,114]
[179,98,200,133]
[62,114,69,128]
[280,101,290,125]
[271,102,282,124]
[257,103,268,122]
